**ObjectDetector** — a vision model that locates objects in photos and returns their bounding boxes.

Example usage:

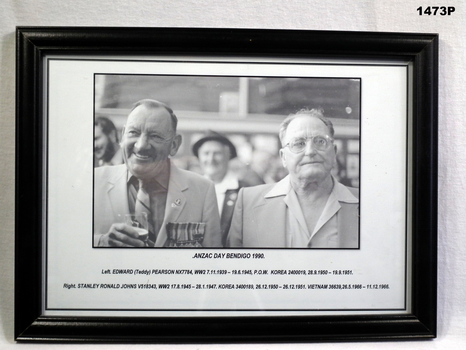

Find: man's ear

[170,134,182,157]
[279,148,287,168]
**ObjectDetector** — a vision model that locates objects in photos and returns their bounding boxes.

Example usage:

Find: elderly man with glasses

[226,109,359,248]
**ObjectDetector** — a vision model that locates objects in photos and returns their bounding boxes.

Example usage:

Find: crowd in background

[94,116,356,188]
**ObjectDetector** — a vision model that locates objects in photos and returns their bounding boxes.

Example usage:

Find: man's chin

[128,163,156,177]
[297,169,328,182]
[128,160,166,179]
[204,167,221,177]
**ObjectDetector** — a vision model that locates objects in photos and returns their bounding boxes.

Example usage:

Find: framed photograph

[15,27,438,342]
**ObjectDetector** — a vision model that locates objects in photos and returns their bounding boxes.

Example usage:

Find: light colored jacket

[226,176,359,248]
[94,163,222,247]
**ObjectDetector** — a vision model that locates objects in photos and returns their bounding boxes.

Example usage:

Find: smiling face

[280,115,336,186]
[121,104,181,180]
[198,140,230,183]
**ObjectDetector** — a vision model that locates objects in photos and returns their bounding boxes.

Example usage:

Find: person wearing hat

[192,131,256,246]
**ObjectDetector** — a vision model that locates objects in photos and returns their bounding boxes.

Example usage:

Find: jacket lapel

[253,176,290,247]
[253,198,287,247]
[107,166,130,222]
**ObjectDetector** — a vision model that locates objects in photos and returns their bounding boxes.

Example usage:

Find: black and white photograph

[40,54,409,317]
[93,75,360,249]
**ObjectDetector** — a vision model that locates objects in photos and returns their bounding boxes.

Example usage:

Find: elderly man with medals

[94,99,221,248]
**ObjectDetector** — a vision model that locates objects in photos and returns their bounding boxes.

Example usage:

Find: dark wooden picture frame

[15,27,437,342]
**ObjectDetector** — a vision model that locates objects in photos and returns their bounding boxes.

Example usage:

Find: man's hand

[97,223,147,247]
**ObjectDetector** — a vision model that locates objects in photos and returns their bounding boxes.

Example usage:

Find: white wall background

[1,0,464,349]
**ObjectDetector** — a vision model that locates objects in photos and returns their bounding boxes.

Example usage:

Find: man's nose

[134,134,150,151]
[303,139,317,155]
[204,153,215,163]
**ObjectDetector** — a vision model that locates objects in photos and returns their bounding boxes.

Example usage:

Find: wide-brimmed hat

[192,130,237,159]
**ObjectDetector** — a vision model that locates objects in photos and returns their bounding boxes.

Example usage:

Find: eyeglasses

[284,135,334,153]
